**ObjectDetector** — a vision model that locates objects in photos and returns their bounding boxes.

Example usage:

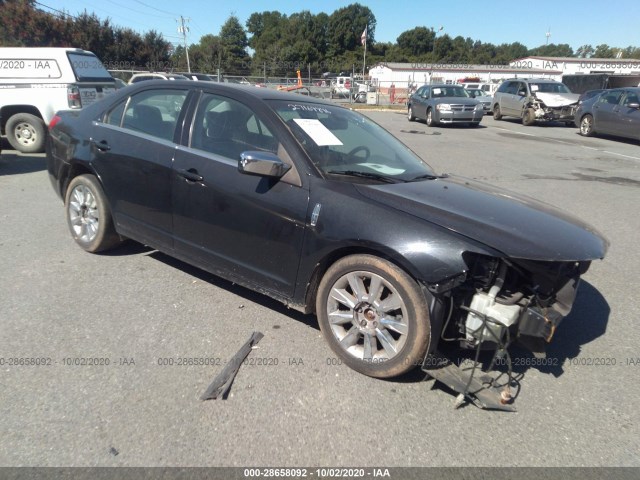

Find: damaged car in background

[492,78,580,126]
[46,81,608,410]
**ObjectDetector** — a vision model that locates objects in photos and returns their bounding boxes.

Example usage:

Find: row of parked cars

[407,78,640,142]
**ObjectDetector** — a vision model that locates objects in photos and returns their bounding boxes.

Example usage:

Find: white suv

[0,47,116,153]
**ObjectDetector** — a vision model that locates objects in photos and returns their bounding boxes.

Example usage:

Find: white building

[367,57,640,102]
[368,62,562,94]
[509,56,640,75]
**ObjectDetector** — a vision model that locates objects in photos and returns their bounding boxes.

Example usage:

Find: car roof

[503,78,560,83]
[125,79,334,104]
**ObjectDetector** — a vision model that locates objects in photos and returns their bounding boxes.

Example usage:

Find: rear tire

[6,113,46,153]
[316,254,431,379]
[65,174,122,253]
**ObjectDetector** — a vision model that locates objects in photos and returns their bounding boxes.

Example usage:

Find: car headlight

[474,103,484,111]
[436,103,451,111]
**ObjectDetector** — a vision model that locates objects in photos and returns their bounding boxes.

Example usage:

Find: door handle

[91,139,110,151]
[177,168,204,183]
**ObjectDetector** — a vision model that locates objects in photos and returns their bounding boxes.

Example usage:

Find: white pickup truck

[0,47,116,153]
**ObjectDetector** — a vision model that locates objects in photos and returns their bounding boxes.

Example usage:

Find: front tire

[316,255,431,378]
[407,105,415,122]
[493,105,502,120]
[426,109,437,127]
[65,174,122,253]
[6,113,46,153]
[579,114,595,137]
[522,107,536,126]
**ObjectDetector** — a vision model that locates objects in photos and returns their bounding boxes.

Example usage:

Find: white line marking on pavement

[491,126,640,162]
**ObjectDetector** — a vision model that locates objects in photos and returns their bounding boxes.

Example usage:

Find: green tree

[397,27,435,58]
[528,43,574,57]
[576,44,595,58]
[327,3,375,56]
[219,15,250,73]
[593,44,615,58]
[620,46,640,59]
[187,34,224,74]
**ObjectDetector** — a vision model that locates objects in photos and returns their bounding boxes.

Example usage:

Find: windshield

[467,89,483,97]
[269,100,436,182]
[432,86,470,98]
[530,82,571,94]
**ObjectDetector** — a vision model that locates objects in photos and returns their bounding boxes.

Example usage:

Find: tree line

[1,0,639,78]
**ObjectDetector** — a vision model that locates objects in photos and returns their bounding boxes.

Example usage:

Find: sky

[37,0,640,52]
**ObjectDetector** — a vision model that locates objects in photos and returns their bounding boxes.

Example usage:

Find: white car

[128,72,189,84]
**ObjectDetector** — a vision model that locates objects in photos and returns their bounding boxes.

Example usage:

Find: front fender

[293,180,501,306]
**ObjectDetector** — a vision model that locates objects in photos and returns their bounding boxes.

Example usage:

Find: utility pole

[545,28,551,45]
[177,16,191,73]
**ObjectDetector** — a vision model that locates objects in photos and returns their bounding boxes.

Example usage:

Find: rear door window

[502,82,520,95]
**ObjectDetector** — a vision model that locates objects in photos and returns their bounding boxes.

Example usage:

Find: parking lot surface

[1,114,639,467]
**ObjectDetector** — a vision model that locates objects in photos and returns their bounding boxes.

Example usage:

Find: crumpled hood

[534,92,580,107]
[355,175,608,261]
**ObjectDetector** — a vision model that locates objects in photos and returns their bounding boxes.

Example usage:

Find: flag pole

[362,26,367,81]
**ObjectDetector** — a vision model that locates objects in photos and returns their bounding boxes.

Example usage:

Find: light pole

[432,26,444,59]
[429,26,443,84]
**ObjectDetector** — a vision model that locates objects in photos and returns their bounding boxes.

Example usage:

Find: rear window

[67,52,113,82]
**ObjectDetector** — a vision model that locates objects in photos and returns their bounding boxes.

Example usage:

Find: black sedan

[47,81,607,395]
[576,87,640,141]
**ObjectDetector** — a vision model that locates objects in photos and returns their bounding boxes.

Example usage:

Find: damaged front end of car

[423,253,594,411]
[526,92,579,123]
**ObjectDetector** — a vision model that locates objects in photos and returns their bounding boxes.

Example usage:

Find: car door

[411,86,428,120]
[171,91,309,297]
[513,81,530,116]
[615,90,640,139]
[591,90,624,134]
[500,81,521,116]
[91,87,190,251]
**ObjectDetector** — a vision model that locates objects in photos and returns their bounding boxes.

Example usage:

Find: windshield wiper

[410,173,448,181]
[327,170,403,184]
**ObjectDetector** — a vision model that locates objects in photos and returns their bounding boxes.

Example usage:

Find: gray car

[492,78,579,126]
[407,84,484,127]
[575,87,640,141]
[466,88,493,113]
